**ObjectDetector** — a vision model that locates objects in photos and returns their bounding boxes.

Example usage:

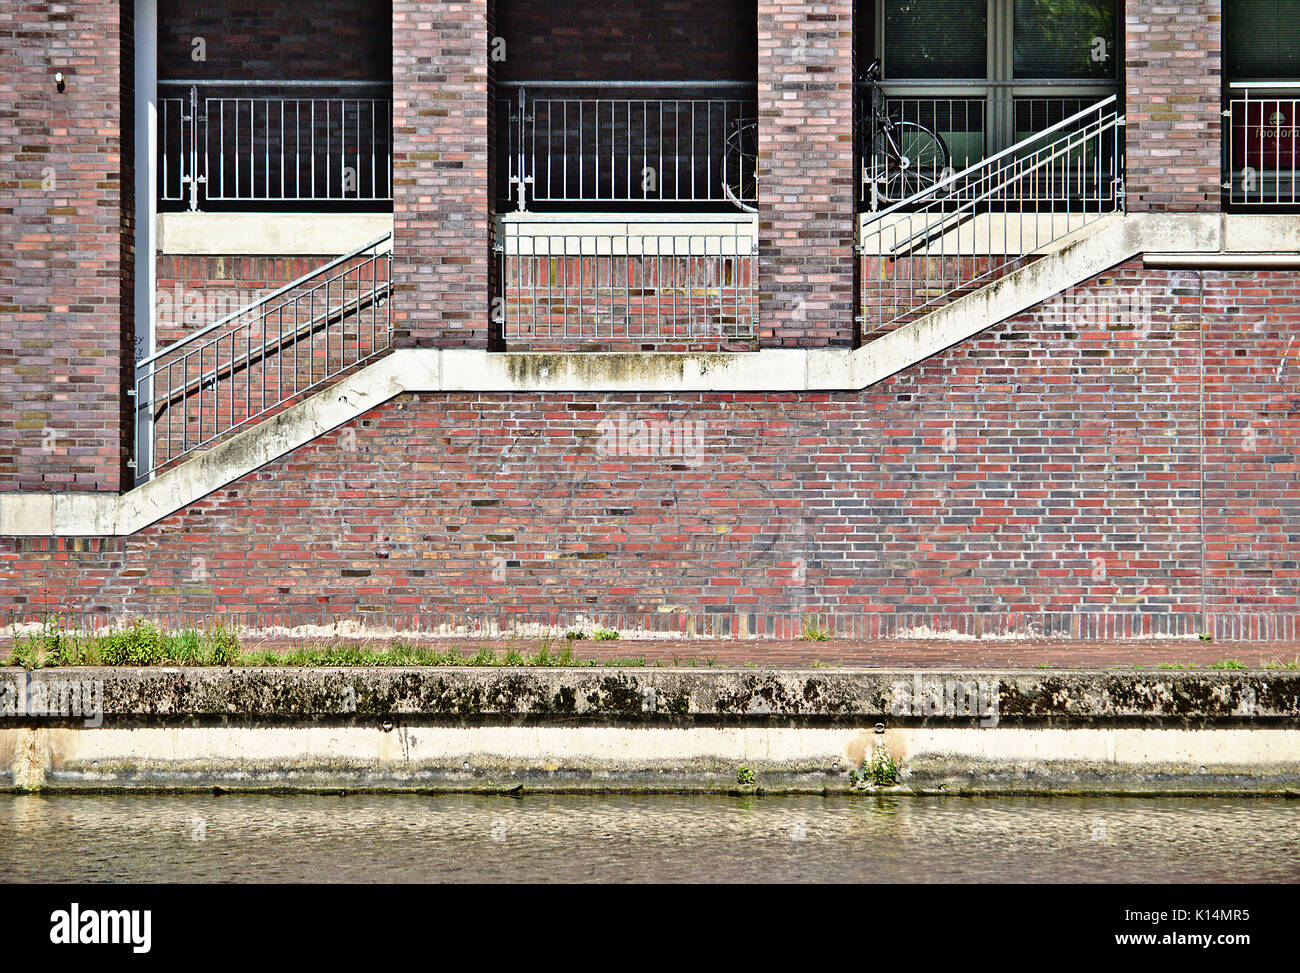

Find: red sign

[1231,99,1300,169]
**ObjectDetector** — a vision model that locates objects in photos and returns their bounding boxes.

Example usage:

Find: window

[1013,0,1117,80]
[883,0,987,79]
[860,0,1121,206]
[1225,0,1300,79]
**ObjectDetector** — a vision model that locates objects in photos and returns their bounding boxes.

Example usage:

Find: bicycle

[719,58,951,213]
[859,58,951,208]
[721,118,758,213]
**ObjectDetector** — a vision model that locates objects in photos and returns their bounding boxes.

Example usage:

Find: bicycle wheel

[870,121,950,203]
[721,120,758,213]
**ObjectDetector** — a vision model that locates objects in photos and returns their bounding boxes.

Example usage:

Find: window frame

[871,0,1121,160]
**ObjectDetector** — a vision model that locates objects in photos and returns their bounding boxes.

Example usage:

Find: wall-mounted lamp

[54,72,65,92]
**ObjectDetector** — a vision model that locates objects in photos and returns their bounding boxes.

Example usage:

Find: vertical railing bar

[709,99,716,203]
[690,100,696,200]
[658,100,664,202]
[246,298,253,422]
[559,222,569,340]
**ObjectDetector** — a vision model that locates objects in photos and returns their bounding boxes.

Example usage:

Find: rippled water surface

[1,793,1296,883]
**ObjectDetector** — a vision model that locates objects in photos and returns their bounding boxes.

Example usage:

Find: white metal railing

[133,234,392,479]
[859,96,1124,336]
[1223,82,1300,206]
[497,81,757,210]
[159,80,392,210]
[856,81,1121,208]
[495,217,757,341]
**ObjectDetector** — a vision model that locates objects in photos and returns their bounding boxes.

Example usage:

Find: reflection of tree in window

[1014,0,1116,80]
[884,0,986,79]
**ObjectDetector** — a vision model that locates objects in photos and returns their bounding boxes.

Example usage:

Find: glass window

[1226,0,1300,79]
[884,0,987,80]
[1013,0,1117,80]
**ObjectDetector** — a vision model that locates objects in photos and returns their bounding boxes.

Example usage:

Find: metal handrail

[497,79,755,88]
[855,79,1118,88]
[146,279,392,418]
[884,112,1117,256]
[134,236,393,479]
[159,78,390,87]
[1228,81,1300,89]
[859,96,1124,338]
[865,94,1118,224]
[138,233,391,368]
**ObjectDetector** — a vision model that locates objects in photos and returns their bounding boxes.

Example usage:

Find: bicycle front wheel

[870,121,950,203]
[720,120,758,213]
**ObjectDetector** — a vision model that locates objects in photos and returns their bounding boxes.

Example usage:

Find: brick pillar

[0,0,133,493]
[392,0,490,348]
[757,0,856,347]
[1125,0,1222,212]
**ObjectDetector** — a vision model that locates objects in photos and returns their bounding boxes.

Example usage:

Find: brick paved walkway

[3,635,1285,670]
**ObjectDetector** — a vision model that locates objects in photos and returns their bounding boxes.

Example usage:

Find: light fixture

[54,72,65,92]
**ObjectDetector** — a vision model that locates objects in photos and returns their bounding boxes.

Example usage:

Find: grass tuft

[796,615,833,642]
[4,620,655,669]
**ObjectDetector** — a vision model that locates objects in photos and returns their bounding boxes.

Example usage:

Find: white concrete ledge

[498,211,757,256]
[157,212,393,255]
[2,212,1293,537]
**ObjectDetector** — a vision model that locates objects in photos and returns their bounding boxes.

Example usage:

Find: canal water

[1,794,1296,883]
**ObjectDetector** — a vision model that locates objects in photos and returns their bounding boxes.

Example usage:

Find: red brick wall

[5,263,1299,640]
[0,0,133,493]
[1202,271,1300,614]
[1124,0,1222,211]
[757,0,856,347]
[158,0,391,81]
[392,0,490,348]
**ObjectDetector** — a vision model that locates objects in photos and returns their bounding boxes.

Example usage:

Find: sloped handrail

[133,233,393,479]
[859,96,1124,338]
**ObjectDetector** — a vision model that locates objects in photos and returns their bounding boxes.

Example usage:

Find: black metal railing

[159,79,392,210]
[496,81,758,210]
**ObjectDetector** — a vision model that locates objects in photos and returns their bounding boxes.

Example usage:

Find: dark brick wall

[757,0,856,347]
[391,0,490,348]
[1124,0,1222,211]
[5,264,1299,639]
[495,0,756,83]
[0,0,133,493]
[158,0,391,81]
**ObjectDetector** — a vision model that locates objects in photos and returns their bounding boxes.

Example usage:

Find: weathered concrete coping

[3,667,1297,726]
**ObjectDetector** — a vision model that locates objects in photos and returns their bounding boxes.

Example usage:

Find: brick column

[391,0,490,348]
[0,0,133,493]
[757,0,856,347]
[1125,0,1222,212]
